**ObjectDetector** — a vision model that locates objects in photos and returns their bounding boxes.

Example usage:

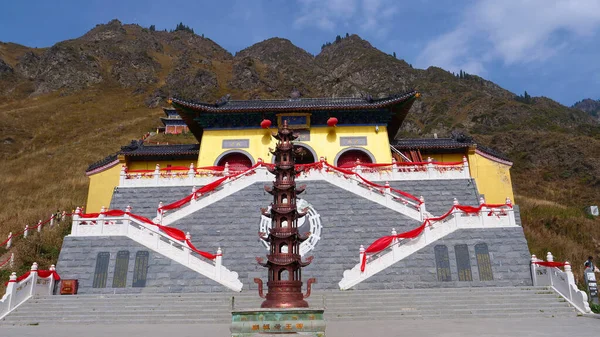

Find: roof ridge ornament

[289,87,301,100]
[215,94,231,107]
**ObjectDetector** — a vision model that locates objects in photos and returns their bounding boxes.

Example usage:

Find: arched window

[217,152,253,171]
[294,145,316,164]
[336,149,373,168]
[278,269,290,281]
[280,243,289,253]
[455,244,473,281]
[434,245,451,282]
[475,243,494,281]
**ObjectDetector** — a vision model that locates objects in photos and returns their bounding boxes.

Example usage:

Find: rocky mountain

[573,98,600,120]
[0,20,599,275]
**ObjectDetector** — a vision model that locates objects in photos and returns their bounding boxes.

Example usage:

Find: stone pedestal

[231,308,325,337]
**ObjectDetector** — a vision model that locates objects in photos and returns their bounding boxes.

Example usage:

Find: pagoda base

[231,308,326,337]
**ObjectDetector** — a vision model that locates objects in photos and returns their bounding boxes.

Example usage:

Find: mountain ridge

[0,19,598,281]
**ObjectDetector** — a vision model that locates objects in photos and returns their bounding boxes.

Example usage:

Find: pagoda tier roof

[171,91,418,113]
[86,141,199,174]
[392,137,512,164]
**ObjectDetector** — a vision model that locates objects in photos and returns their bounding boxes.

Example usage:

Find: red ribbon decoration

[359,203,513,272]
[5,270,61,286]
[533,261,567,268]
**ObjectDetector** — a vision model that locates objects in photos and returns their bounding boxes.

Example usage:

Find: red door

[218,153,253,171]
[337,150,373,168]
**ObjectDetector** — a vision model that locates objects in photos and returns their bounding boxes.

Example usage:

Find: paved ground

[2,318,599,337]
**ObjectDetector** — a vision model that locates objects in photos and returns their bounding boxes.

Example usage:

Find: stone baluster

[153,164,160,184]
[37,220,42,233]
[71,207,81,236]
[419,196,427,221]
[99,206,106,232]
[191,186,197,203]
[462,156,469,178]
[224,162,230,176]
[9,252,14,268]
[188,163,195,179]
[185,232,191,241]
[119,165,127,186]
[215,247,223,279]
[531,254,539,286]
[426,157,434,178]
[6,232,12,249]
[23,224,29,238]
[479,196,486,205]
[50,214,55,227]
[547,251,554,262]
[564,262,575,298]
[123,205,132,232]
[156,202,163,224]
[453,198,459,206]
[5,272,17,310]
[505,197,512,206]
[29,262,38,296]
[359,245,365,272]
[49,264,57,294]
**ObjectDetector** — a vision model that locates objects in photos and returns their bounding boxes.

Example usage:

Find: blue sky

[1,0,599,106]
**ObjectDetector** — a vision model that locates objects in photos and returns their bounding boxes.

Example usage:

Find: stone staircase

[0,287,577,325]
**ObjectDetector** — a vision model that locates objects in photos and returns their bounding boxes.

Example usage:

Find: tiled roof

[86,141,200,173]
[392,137,512,163]
[86,153,119,174]
[171,91,418,113]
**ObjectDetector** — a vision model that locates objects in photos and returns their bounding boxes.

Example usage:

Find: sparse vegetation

[0,20,599,292]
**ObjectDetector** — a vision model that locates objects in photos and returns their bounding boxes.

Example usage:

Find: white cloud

[293,0,398,36]
[418,0,600,74]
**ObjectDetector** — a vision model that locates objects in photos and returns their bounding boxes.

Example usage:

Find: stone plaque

[455,244,473,281]
[475,243,494,281]
[92,252,110,288]
[434,245,452,282]
[222,139,249,149]
[340,136,367,146]
[132,251,149,288]
[112,250,130,288]
[296,130,310,141]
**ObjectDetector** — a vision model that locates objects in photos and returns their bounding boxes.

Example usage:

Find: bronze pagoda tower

[255,120,315,308]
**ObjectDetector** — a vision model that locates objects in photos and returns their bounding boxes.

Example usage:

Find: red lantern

[327,117,338,127]
[260,119,272,129]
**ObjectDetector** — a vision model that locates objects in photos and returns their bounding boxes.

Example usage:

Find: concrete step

[0,287,577,325]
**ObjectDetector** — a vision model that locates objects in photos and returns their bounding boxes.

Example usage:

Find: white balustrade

[0,262,58,320]
[530,254,591,313]
[69,213,243,292]
[119,160,471,188]
[339,204,517,290]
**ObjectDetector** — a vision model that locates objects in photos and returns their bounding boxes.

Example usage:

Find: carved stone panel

[455,244,473,281]
[475,243,494,281]
[112,250,130,288]
[132,251,149,288]
[222,139,250,149]
[434,245,452,282]
[92,252,110,288]
[340,137,367,146]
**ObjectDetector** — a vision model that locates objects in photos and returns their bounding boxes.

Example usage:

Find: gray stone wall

[57,236,225,294]
[56,178,531,293]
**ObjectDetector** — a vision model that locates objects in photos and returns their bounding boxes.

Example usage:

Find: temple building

[58,90,529,295]
[157,107,189,134]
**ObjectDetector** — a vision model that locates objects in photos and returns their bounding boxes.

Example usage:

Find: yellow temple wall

[468,152,514,204]
[86,159,196,212]
[197,126,392,166]
[86,164,121,213]
[427,153,465,163]
[128,159,194,171]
